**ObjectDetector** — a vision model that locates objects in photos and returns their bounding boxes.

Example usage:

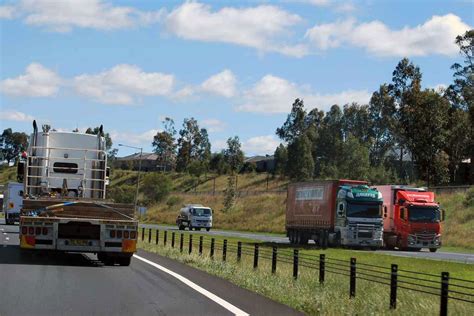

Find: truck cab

[334,185,384,248]
[176,204,213,231]
[377,186,443,252]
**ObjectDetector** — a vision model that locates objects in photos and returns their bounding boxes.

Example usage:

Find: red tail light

[28,227,34,235]
[35,227,41,235]
[22,227,27,235]
[130,231,136,239]
[110,230,116,238]
[42,227,48,235]
[117,230,123,238]
[124,231,130,239]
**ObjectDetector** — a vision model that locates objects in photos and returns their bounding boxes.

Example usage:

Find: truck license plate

[70,239,88,246]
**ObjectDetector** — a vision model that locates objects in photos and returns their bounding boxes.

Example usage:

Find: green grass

[0,166,17,184]
[139,229,474,316]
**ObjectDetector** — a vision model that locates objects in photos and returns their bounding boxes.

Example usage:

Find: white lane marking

[134,254,249,316]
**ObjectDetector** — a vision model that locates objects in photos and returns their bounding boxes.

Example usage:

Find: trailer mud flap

[20,235,36,248]
[122,239,137,253]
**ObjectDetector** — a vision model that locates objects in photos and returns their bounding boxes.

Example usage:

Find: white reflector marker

[133,254,249,316]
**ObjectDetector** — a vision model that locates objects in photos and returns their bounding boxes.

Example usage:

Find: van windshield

[192,208,212,216]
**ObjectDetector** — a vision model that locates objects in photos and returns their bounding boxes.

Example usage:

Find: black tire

[299,232,308,245]
[429,248,438,253]
[178,225,185,231]
[410,248,421,252]
[206,228,210,232]
[117,255,132,266]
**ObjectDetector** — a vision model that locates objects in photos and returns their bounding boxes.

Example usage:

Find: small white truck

[3,182,23,225]
[176,204,212,231]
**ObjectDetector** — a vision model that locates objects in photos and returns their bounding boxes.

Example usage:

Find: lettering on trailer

[296,187,324,201]
[406,193,432,200]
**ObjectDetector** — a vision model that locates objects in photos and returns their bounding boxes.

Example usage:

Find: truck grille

[358,231,373,238]
[58,222,100,240]
[414,233,436,242]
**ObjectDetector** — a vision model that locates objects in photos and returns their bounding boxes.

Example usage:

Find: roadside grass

[0,167,17,184]
[138,229,474,316]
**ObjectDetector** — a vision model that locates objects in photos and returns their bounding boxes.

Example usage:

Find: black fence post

[440,272,449,316]
[155,229,159,245]
[319,254,325,284]
[293,249,299,280]
[199,236,203,255]
[350,258,356,298]
[253,244,259,269]
[172,232,175,248]
[148,229,151,243]
[271,246,277,274]
[141,227,145,241]
[390,264,398,309]
[237,242,242,262]
[180,233,184,253]
[223,240,227,261]
[164,231,167,246]
[210,238,215,259]
[189,234,193,254]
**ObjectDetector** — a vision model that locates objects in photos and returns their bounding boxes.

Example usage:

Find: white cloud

[242,135,280,155]
[0,110,35,122]
[164,2,306,57]
[15,0,162,32]
[287,0,330,6]
[305,14,471,56]
[238,74,371,113]
[0,63,61,97]
[201,70,237,98]
[111,129,159,147]
[202,119,227,132]
[335,2,355,13]
[0,5,16,19]
[73,64,174,105]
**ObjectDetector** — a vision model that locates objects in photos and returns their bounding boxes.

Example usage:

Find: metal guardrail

[141,227,474,316]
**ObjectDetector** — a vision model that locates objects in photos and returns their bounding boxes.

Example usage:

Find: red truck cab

[375,186,444,252]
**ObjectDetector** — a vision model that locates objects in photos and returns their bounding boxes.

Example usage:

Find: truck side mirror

[400,207,407,221]
[106,166,110,177]
[17,161,25,182]
[337,202,345,217]
[383,206,387,218]
[441,209,445,222]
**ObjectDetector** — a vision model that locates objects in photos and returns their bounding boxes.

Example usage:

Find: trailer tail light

[28,227,34,235]
[117,230,123,238]
[124,231,130,239]
[22,227,27,235]
[110,230,116,238]
[35,227,41,235]
[130,231,136,239]
[42,227,48,235]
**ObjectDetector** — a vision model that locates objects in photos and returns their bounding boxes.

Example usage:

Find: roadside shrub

[166,195,184,207]
[108,185,135,204]
[463,187,474,207]
[141,173,172,205]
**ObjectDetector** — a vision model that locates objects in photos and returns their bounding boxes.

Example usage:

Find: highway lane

[0,220,302,316]
[140,223,474,264]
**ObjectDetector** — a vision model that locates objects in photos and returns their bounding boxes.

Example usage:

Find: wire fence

[140,227,474,316]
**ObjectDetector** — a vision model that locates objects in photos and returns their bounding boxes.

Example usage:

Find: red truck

[375,185,444,252]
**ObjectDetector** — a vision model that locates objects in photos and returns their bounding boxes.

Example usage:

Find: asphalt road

[0,220,302,316]
[141,223,474,264]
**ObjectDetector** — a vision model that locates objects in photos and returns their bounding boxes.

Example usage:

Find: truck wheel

[206,228,210,232]
[429,248,438,253]
[195,228,201,231]
[178,225,185,230]
[117,255,132,266]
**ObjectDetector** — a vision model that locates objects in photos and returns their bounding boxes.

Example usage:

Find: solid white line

[133,254,249,316]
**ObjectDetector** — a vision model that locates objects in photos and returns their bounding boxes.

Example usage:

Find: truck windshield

[347,202,381,218]
[408,206,440,223]
[192,208,212,216]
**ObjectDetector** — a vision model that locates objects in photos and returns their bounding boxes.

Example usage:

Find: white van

[3,182,23,225]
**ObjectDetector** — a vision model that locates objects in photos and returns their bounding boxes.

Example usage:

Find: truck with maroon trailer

[286,180,384,248]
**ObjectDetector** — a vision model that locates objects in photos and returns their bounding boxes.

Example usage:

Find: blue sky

[0,0,472,156]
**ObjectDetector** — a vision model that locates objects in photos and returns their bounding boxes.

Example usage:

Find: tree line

[274,30,473,186]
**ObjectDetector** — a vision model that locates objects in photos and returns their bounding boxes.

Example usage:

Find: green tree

[176,118,210,172]
[286,134,314,181]
[223,175,236,212]
[338,134,370,180]
[152,117,177,171]
[276,98,307,143]
[224,136,244,174]
[0,128,28,163]
[315,105,344,176]
[140,173,172,205]
[342,103,370,143]
[274,144,288,176]
[209,152,228,174]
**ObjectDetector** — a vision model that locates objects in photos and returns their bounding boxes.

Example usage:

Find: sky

[0,0,472,157]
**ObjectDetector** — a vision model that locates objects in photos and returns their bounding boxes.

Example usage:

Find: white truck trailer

[18,121,137,266]
[3,182,23,225]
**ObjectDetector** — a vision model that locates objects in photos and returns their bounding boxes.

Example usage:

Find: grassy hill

[1,167,473,249]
